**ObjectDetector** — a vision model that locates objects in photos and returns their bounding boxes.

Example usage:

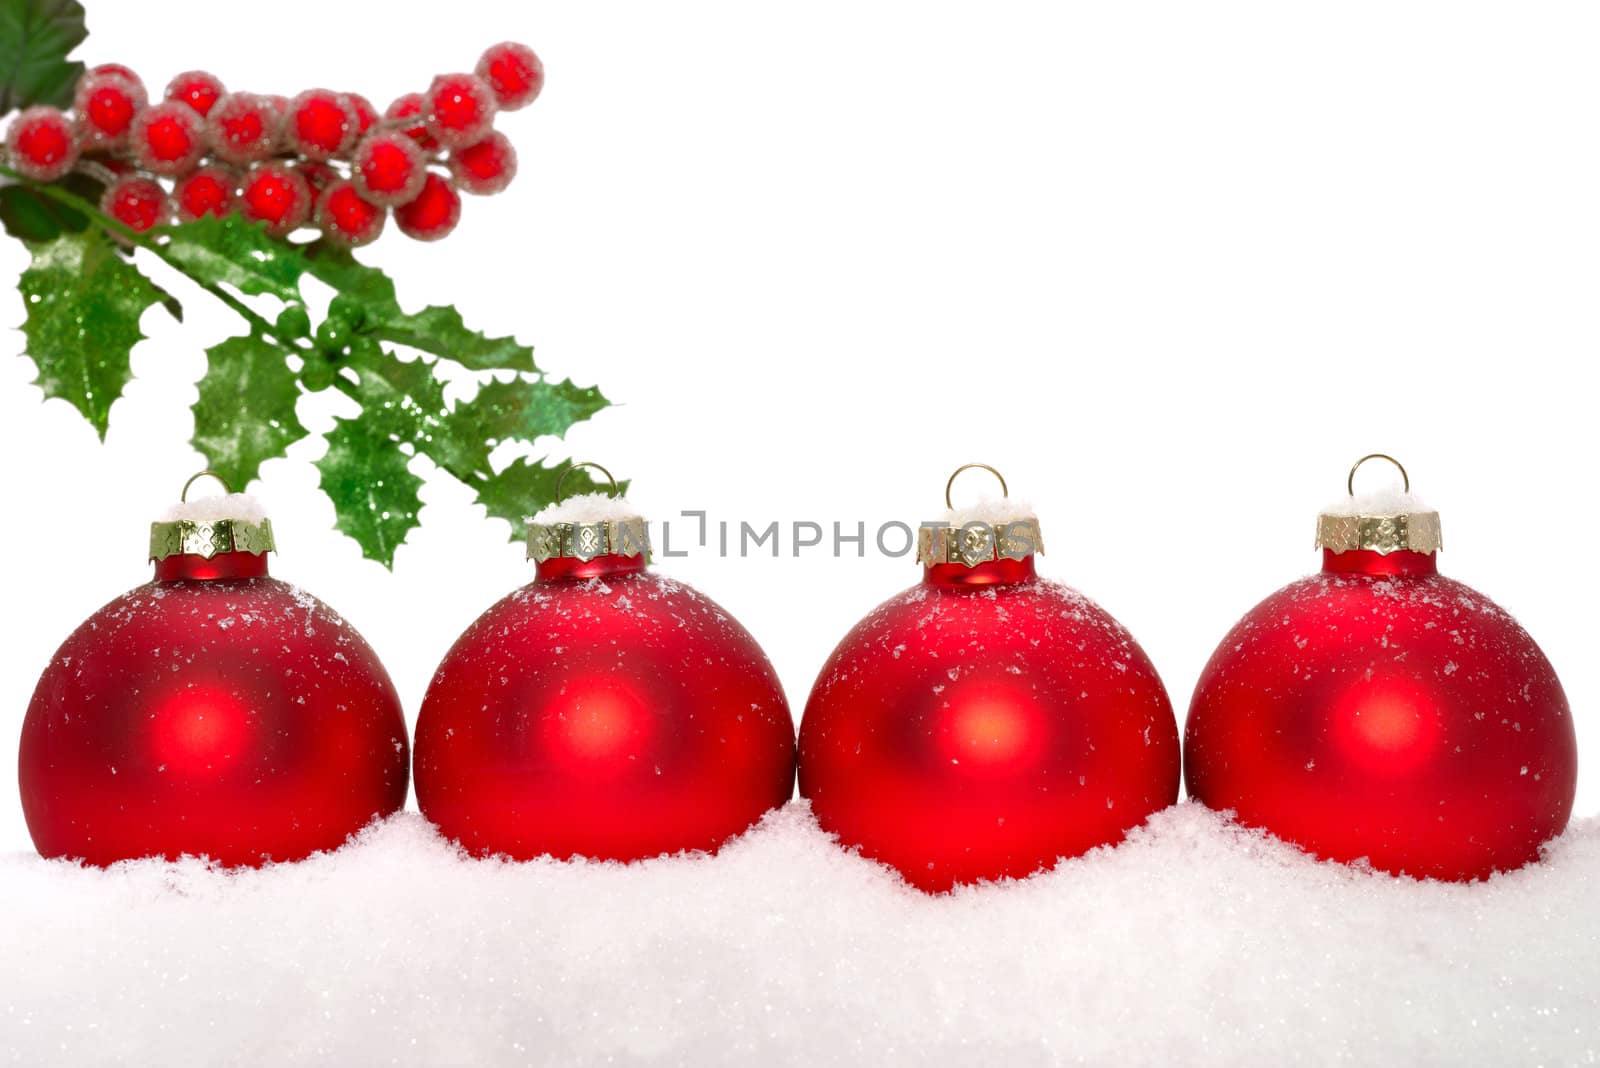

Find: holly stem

[0,164,279,338]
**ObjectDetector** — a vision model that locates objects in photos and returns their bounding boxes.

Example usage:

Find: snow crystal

[931,493,1038,527]
[3,802,1597,1064]
[155,492,270,524]
[1320,488,1433,517]
[529,491,644,525]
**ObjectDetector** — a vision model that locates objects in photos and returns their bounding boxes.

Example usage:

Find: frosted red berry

[316,179,386,247]
[346,93,378,136]
[91,63,143,89]
[5,106,79,181]
[476,42,544,110]
[393,173,461,241]
[239,162,312,236]
[73,70,147,147]
[449,131,517,196]
[207,93,281,164]
[285,89,356,161]
[384,93,439,152]
[165,70,227,117]
[423,73,497,149]
[174,166,237,221]
[351,131,426,206]
[101,175,170,233]
[131,101,206,176]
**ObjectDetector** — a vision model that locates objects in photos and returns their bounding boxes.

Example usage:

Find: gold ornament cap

[149,471,277,562]
[526,462,651,563]
[917,463,1045,567]
[1315,454,1442,556]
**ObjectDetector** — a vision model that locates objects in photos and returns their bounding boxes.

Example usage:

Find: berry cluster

[4,42,542,246]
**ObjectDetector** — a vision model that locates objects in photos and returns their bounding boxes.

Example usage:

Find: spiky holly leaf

[160,215,306,301]
[0,0,87,114]
[316,415,424,569]
[18,228,165,437]
[450,376,610,447]
[192,329,308,488]
[470,457,625,544]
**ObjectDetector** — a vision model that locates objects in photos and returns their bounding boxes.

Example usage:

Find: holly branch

[0,0,615,566]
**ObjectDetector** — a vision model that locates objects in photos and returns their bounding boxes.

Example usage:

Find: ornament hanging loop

[557,461,620,502]
[1347,453,1409,496]
[181,470,234,502]
[945,463,1008,510]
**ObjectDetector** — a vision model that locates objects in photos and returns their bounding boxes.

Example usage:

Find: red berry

[91,64,144,90]
[448,131,517,196]
[207,93,281,164]
[165,70,226,117]
[297,161,338,215]
[393,173,461,241]
[101,175,169,233]
[73,70,147,147]
[351,131,426,206]
[422,73,496,149]
[346,92,378,136]
[173,166,236,221]
[5,106,79,181]
[384,93,439,151]
[240,162,312,236]
[286,89,356,161]
[316,179,386,247]
[131,101,206,176]
[476,42,544,110]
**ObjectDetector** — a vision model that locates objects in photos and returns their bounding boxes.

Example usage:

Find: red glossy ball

[415,554,796,861]
[1184,549,1578,881]
[799,557,1181,892]
[19,552,409,866]
[393,173,461,241]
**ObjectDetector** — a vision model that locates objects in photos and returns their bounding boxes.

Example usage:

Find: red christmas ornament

[1185,454,1578,881]
[18,473,409,867]
[415,464,796,861]
[798,464,1180,892]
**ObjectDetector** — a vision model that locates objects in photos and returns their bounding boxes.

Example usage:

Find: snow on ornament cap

[916,463,1044,567]
[148,471,276,562]
[526,462,651,563]
[1315,453,1442,556]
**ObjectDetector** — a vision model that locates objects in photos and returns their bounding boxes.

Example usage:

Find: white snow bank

[1320,489,1433,517]
[3,802,1596,1065]
[156,492,269,524]
[530,491,642,525]
[933,494,1038,527]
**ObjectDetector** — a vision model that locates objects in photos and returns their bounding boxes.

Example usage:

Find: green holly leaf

[450,376,611,447]
[18,229,165,437]
[192,329,308,488]
[316,416,424,568]
[0,0,87,114]
[161,215,307,301]
[471,457,625,544]
[302,243,537,372]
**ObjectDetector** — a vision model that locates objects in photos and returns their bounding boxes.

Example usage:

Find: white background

[1,0,1596,852]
